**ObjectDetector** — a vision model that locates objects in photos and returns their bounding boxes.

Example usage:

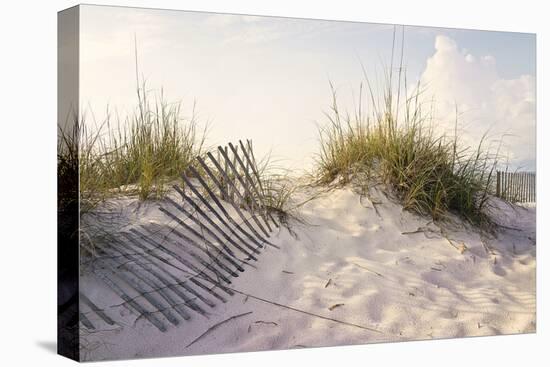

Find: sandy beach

[79,185,536,361]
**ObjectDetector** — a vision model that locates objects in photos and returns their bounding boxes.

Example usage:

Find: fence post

[502,172,510,200]
[223,147,230,202]
[231,146,237,204]
[528,173,531,202]
[532,173,536,202]
[496,171,501,198]
[517,173,523,203]
[520,173,524,202]
[513,172,516,201]
[523,172,528,202]
[533,173,535,202]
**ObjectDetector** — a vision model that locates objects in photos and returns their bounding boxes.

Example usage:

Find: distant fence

[496,171,536,203]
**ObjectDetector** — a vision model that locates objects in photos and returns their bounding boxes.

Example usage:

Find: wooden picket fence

[496,171,536,203]
[79,139,280,333]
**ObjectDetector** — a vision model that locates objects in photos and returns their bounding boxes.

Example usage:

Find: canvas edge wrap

[58,5,80,361]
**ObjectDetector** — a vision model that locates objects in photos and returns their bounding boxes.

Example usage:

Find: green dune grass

[315,80,502,228]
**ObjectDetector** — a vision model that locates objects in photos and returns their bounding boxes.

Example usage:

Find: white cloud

[420,35,535,169]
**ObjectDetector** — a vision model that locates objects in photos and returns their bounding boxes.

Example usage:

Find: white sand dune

[80,186,535,361]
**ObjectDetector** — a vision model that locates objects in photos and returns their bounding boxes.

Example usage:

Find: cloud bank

[420,35,535,169]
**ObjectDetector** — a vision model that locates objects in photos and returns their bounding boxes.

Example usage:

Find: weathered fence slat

[173,185,260,257]
[124,232,229,305]
[82,139,281,332]
[180,174,264,254]
[496,170,536,203]
[80,312,95,330]
[237,140,280,229]
[532,173,536,202]
[524,173,527,202]
[81,245,167,332]
[87,241,183,326]
[158,226,240,278]
[128,229,231,300]
[124,230,227,288]
[224,144,274,232]
[122,231,231,301]
[163,198,238,259]
[187,165,267,249]
[134,226,234,285]
[91,255,181,327]
[496,171,501,197]
[118,233,223,316]
[112,251,196,319]
[194,158,276,247]
[165,196,258,262]
[158,207,245,272]
[106,241,196,320]
[113,233,215,317]
[207,152,271,237]
[80,293,115,326]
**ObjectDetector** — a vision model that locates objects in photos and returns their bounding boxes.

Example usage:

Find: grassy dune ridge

[315,80,501,227]
[59,72,507,228]
[59,86,206,212]
[59,84,296,215]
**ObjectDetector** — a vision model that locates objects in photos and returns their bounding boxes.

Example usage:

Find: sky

[79,5,536,171]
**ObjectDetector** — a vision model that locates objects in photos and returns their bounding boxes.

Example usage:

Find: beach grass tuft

[62,84,206,212]
[315,80,501,227]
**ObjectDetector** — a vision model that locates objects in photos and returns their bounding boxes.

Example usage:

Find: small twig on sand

[186,311,253,348]
[243,261,258,269]
[353,263,383,277]
[324,278,332,288]
[329,303,345,311]
[401,229,424,235]
[401,224,439,238]
[254,320,278,326]
[443,236,460,251]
